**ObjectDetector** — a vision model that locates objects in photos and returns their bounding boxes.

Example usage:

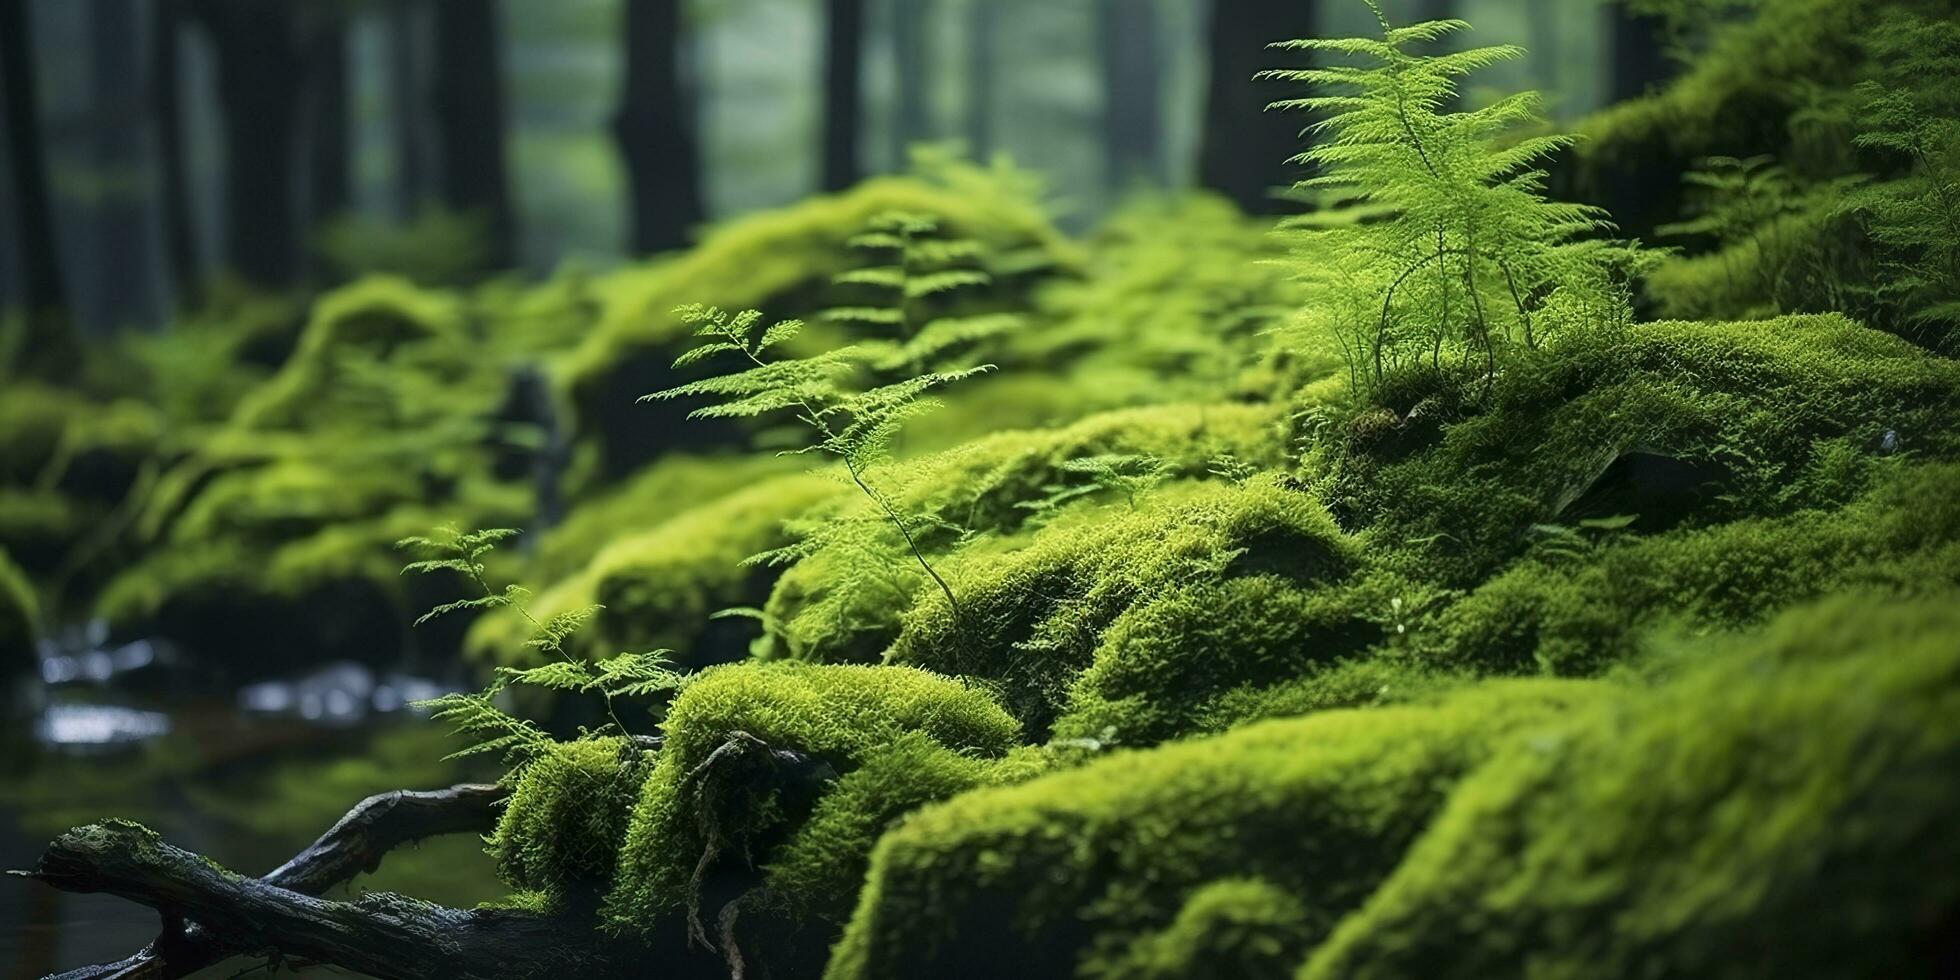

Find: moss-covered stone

[827,679,1609,979]
[466,471,839,668]
[604,662,1021,934]
[488,737,655,897]
[1302,592,1960,979]
[1313,315,1960,586]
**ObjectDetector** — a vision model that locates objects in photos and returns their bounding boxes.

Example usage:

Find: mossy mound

[831,593,1960,979]
[828,679,1612,979]
[466,471,839,669]
[1302,592,1960,979]
[761,401,1286,668]
[1314,314,1960,587]
[561,174,1079,481]
[603,663,1022,936]
[489,737,656,898]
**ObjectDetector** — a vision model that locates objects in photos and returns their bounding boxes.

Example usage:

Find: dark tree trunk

[613,0,705,255]
[431,0,516,269]
[822,0,865,190]
[87,0,157,331]
[1096,0,1166,189]
[1197,0,1319,215]
[388,0,427,220]
[152,0,200,310]
[0,0,79,374]
[1524,0,1559,95]
[306,14,353,238]
[964,0,996,162]
[190,0,306,289]
[887,0,931,170]
[1607,0,1674,102]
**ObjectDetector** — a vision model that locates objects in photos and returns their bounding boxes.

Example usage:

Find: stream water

[1,631,509,979]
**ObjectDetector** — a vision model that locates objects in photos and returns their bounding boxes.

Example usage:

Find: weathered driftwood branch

[22,783,509,980]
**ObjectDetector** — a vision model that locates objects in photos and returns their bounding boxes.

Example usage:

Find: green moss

[827,679,1609,979]
[1,546,37,665]
[764,402,1286,668]
[1092,878,1314,980]
[1421,461,1960,675]
[562,175,1079,480]
[489,737,655,895]
[888,474,1350,734]
[1188,657,1465,737]
[1301,591,1960,979]
[1315,315,1960,586]
[466,471,838,667]
[604,662,1020,932]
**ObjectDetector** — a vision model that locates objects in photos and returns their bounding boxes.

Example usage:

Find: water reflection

[31,704,170,751]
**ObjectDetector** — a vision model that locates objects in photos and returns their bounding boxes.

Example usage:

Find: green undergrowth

[830,591,1960,979]
[1,545,36,664]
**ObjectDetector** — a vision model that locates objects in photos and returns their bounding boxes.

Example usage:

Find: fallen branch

[20,820,603,980]
[25,783,507,980]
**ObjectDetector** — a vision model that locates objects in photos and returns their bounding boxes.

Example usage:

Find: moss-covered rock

[1302,591,1960,979]
[489,737,656,898]
[833,592,1960,979]
[466,471,839,668]
[562,174,1079,481]
[763,401,1287,669]
[604,663,1021,935]
[1313,314,1960,586]
[828,679,1610,979]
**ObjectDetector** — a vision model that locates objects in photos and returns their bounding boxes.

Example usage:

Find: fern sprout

[1264,1,1648,396]
[645,305,991,666]
[1019,453,1172,516]
[398,525,680,776]
[825,211,1020,373]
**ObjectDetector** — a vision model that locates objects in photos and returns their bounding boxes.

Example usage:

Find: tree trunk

[431,0,516,269]
[87,0,157,331]
[1096,0,1166,190]
[388,0,427,220]
[887,0,931,170]
[964,0,997,162]
[613,0,705,255]
[1524,0,1559,97]
[822,0,865,190]
[152,0,201,311]
[1607,0,1674,102]
[306,13,353,241]
[0,0,79,375]
[1197,0,1319,215]
[191,0,307,289]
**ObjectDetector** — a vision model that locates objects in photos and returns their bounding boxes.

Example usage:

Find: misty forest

[3,0,1959,977]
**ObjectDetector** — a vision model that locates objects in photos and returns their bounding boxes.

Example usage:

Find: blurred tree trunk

[1096,0,1165,189]
[1198,0,1318,215]
[431,0,515,269]
[388,0,426,220]
[305,12,353,242]
[888,0,931,170]
[1524,0,1559,96]
[964,0,996,162]
[1607,1,1674,102]
[822,0,865,190]
[0,0,78,373]
[190,0,306,288]
[614,0,704,254]
[152,0,200,311]
[88,0,156,330]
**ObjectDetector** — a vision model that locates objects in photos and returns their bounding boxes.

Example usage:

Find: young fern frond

[414,690,556,781]
[1267,0,1649,397]
[647,304,989,671]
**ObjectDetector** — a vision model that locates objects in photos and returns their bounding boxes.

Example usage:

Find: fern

[825,211,1020,373]
[1020,453,1171,516]
[646,305,990,660]
[1846,11,1960,337]
[1265,1,1649,396]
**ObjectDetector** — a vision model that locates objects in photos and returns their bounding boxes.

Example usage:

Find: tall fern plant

[646,305,989,666]
[1267,1,1646,397]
